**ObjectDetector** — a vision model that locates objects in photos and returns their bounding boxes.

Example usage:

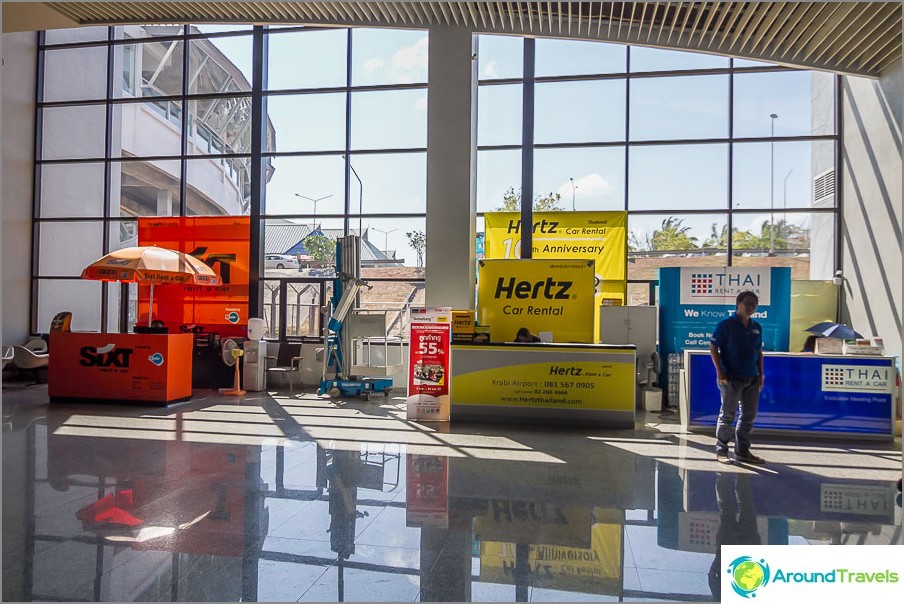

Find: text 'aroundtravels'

[771,568,899,584]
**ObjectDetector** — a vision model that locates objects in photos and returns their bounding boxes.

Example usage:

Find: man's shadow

[708,472,762,601]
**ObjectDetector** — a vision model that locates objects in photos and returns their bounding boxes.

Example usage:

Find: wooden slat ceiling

[44,2,902,77]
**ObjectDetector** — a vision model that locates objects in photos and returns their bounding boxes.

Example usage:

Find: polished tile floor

[2,384,901,602]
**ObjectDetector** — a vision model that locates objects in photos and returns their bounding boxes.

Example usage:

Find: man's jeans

[715,377,761,457]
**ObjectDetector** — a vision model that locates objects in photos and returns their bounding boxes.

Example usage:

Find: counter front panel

[685,351,895,437]
[49,332,193,403]
[451,343,636,428]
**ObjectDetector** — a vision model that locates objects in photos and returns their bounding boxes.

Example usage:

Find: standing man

[709,290,766,464]
[708,472,762,601]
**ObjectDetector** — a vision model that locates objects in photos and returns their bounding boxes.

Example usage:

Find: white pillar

[425,27,478,309]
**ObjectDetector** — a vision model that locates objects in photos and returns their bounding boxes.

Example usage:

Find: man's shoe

[716,452,732,464]
[734,452,766,465]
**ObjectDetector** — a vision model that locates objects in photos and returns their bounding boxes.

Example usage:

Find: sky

[48,25,835,267]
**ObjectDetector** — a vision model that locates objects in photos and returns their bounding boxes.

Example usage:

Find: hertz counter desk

[450,342,636,428]
[681,350,897,439]
[49,332,193,404]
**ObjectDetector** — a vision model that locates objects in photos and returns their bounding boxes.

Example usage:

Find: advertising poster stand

[405,454,449,528]
[407,307,452,421]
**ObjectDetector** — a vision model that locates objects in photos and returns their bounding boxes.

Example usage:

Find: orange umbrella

[81,246,218,327]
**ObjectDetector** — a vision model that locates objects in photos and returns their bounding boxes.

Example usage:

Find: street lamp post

[294,193,333,226]
[769,113,778,255]
[342,155,363,238]
[372,227,398,253]
[569,177,577,211]
[782,168,793,248]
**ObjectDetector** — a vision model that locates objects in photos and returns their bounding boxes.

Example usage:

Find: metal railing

[260,279,662,341]
[262,280,323,340]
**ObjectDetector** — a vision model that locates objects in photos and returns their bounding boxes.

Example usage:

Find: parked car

[265,254,300,270]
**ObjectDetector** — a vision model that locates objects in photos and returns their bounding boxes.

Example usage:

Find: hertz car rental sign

[484,211,627,306]
[477,259,596,343]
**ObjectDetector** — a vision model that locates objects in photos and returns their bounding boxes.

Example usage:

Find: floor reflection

[2,388,901,602]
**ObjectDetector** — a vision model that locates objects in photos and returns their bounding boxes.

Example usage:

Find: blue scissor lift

[317,236,393,401]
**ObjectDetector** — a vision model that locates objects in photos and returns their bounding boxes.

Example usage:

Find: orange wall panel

[138,216,250,336]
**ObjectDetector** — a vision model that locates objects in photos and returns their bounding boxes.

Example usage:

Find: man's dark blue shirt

[710,313,763,378]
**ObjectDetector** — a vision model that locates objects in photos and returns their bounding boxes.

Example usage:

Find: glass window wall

[351,28,429,86]
[42,45,109,102]
[535,79,627,144]
[476,37,839,301]
[32,24,838,335]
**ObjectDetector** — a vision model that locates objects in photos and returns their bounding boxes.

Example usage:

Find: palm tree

[651,217,699,251]
[629,230,651,253]
[704,223,728,249]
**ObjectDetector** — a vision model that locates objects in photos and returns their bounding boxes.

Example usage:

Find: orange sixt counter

[49,332,193,404]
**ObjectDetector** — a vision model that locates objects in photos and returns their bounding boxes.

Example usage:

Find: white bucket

[643,388,662,412]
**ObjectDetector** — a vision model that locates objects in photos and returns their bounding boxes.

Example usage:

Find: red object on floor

[76,490,143,528]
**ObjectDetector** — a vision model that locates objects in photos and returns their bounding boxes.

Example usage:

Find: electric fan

[218,338,246,396]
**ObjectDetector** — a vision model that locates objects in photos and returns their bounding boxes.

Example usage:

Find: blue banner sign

[660,266,791,353]
[686,351,894,435]
[658,267,791,403]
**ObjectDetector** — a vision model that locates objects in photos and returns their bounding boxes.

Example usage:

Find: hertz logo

[506,219,559,234]
[494,277,572,300]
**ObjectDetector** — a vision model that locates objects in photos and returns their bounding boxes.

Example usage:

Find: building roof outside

[265,219,312,255]
[265,220,402,265]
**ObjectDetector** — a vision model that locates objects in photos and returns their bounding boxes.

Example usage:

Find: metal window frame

[475,34,841,273]
[29,27,841,337]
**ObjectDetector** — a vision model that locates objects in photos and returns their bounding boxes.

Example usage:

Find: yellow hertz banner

[484,211,628,307]
[451,345,636,410]
[475,503,593,548]
[479,508,624,595]
[477,259,596,343]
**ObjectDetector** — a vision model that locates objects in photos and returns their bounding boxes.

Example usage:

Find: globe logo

[148,352,164,366]
[727,556,770,598]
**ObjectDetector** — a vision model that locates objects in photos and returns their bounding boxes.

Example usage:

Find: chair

[12,345,50,383]
[2,346,14,371]
[24,338,48,354]
[265,343,303,393]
